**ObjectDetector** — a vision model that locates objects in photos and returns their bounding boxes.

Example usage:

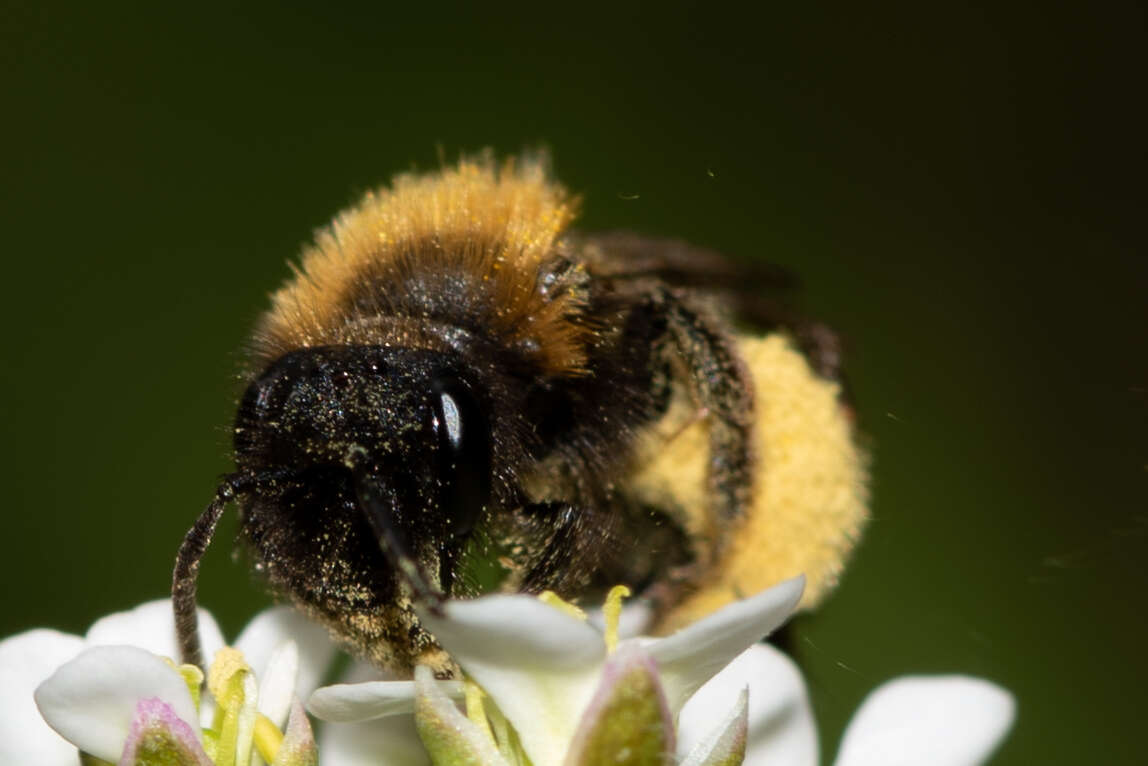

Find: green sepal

[79,754,116,766]
[270,700,318,766]
[564,645,673,766]
[414,666,511,766]
[681,688,748,766]
[115,698,213,766]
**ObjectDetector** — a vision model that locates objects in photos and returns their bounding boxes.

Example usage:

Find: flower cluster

[0,578,1015,765]
[0,602,335,765]
[309,576,1014,766]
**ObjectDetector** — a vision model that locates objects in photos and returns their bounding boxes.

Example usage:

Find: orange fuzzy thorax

[252,157,590,377]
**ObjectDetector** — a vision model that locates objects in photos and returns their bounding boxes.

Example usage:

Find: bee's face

[237,347,454,472]
[234,346,493,608]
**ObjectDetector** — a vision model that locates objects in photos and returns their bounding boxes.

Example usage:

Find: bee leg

[589,501,696,597]
[518,502,584,594]
[652,287,755,558]
[519,495,701,617]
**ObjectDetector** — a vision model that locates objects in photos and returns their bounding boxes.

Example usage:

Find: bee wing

[572,231,847,385]
[573,230,798,298]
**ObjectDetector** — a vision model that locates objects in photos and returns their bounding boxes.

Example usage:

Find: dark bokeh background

[3,2,1145,762]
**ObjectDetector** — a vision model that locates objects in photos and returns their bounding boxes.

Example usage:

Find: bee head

[234,345,493,600]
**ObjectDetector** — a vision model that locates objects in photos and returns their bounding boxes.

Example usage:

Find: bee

[172,156,868,674]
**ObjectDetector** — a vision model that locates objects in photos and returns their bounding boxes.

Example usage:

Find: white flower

[35,645,213,765]
[309,576,1015,766]
[310,576,805,766]
[0,629,85,765]
[2,587,1015,766]
[832,675,1016,766]
[680,644,1015,766]
[0,600,337,765]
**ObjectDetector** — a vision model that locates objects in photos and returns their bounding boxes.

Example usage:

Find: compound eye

[439,391,464,451]
[432,380,491,538]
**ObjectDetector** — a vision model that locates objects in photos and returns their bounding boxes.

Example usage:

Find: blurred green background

[3,2,1145,762]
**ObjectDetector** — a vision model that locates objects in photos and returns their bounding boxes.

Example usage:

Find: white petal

[678,644,817,766]
[235,607,338,699]
[833,676,1016,766]
[199,692,218,730]
[34,645,200,763]
[418,595,607,766]
[85,600,226,665]
[257,640,299,728]
[0,629,85,766]
[647,575,804,713]
[319,717,431,766]
[309,680,463,723]
[421,595,606,669]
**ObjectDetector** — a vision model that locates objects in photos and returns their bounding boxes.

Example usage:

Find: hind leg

[651,287,757,559]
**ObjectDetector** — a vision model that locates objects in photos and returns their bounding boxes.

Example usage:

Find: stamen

[158,656,205,713]
[207,648,253,766]
[538,590,587,620]
[464,679,497,749]
[486,702,517,765]
[253,714,284,763]
[603,585,632,653]
[178,664,205,712]
[207,649,249,704]
[201,729,221,762]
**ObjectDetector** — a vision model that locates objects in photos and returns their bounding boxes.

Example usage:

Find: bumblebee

[173,156,869,674]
